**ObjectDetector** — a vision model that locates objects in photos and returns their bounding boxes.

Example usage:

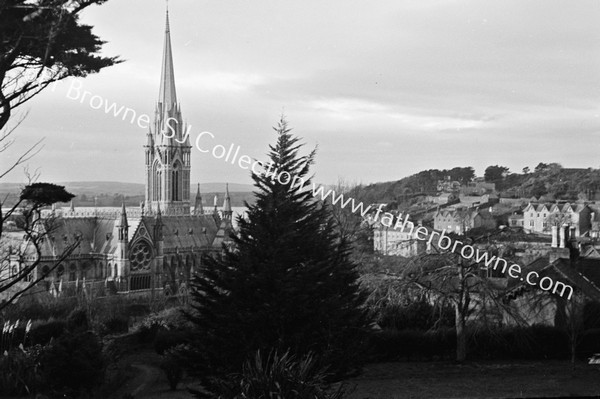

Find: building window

[69,264,76,281]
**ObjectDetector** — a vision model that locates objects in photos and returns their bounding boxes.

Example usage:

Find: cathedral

[9,10,234,298]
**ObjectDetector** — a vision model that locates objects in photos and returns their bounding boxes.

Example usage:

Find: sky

[4,0,600,187]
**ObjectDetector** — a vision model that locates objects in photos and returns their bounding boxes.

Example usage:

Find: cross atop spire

[158,7,177,110]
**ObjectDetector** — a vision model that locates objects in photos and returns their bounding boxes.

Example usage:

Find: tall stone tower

[145,9,191,215]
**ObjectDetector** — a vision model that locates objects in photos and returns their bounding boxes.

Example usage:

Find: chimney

[559,225,567,248]
[551,225,558,248]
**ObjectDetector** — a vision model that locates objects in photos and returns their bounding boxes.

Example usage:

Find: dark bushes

[160,348,184,391]
[213,350,345,399]
[29,319,67,346]
[154,329,192,355]
[38,310,105,398]
[0,347,42,396]
[376,301,454,331]
[369,329,456,362]
[39,330,105,397]
[100,315,129,335]
[578,328,600,358]
[369,325,571,362]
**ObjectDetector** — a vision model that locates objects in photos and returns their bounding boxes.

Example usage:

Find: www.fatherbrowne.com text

[65,79,574,300]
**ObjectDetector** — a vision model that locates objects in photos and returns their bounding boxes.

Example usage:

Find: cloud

[181,71,267,93]
[302,97,489,132]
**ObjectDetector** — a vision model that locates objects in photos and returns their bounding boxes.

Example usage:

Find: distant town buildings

[372,218,430,257]
[522,202,592,237]
[433,206,496,235]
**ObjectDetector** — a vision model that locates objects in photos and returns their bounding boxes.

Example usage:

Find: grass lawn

[344,361,600,399]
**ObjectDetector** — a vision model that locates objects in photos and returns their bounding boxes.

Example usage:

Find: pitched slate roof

[507,255,600,302]
[29,212,222,259]
[152,214,219,251]
[32,217,119,257]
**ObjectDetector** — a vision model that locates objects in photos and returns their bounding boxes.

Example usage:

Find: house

[508,211,524,228]
[505,227,600,327]
[587,205,600,240]
[433,207,496,235]
[372,217,431,257]
[523,202,592,236]
[461,179,496,196]
[522,203,552,234]
[437,178,461,193]
[433,192,459,205]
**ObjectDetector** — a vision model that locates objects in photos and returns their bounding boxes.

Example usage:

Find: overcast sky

[4,0,600,187]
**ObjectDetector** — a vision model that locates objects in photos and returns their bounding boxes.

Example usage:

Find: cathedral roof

[29,212,221,260]
[31,217,119,258]
[213,217,235,248]
[146,215,219,251]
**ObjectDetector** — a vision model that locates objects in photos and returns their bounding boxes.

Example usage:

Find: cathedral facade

[8,11,233,298]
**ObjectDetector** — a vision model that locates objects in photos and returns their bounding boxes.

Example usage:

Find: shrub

[213,350,345,399]
[133,312,172,344]
[368,329,455,362]
[100,316,129,336]
[376,300,454,331]
[369,326,569,362]
[39,331,105,397]
[0,347,42,396]
[467,325,568,360]
[578,328,600,359]
[29,320,67,346]
[1,297,77,322]
[154,329,191,355]
[160,348,184,391]
[66,308,89,333]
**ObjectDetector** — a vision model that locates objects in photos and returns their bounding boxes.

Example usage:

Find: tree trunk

[455,302,467,362]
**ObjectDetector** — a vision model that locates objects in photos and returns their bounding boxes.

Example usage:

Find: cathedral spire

[223,183,232,220]
[158,8,177,111]
[194,183,204,215]
[146,7,191,215]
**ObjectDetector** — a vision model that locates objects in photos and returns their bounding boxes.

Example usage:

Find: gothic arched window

[172,161,181,201]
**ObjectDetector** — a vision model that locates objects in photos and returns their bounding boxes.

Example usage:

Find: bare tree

[326,178,373,263]
[0,182,78,310]
[401,232,523,361]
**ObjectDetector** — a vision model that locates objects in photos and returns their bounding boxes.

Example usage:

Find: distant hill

[357,163,600,206]
[0,181,255,208]
[358,167,475,205]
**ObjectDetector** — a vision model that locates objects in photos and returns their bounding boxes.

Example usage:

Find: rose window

[130,241,152,271]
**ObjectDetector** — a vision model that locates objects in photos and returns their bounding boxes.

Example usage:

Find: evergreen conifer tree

[186,117,370,394]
